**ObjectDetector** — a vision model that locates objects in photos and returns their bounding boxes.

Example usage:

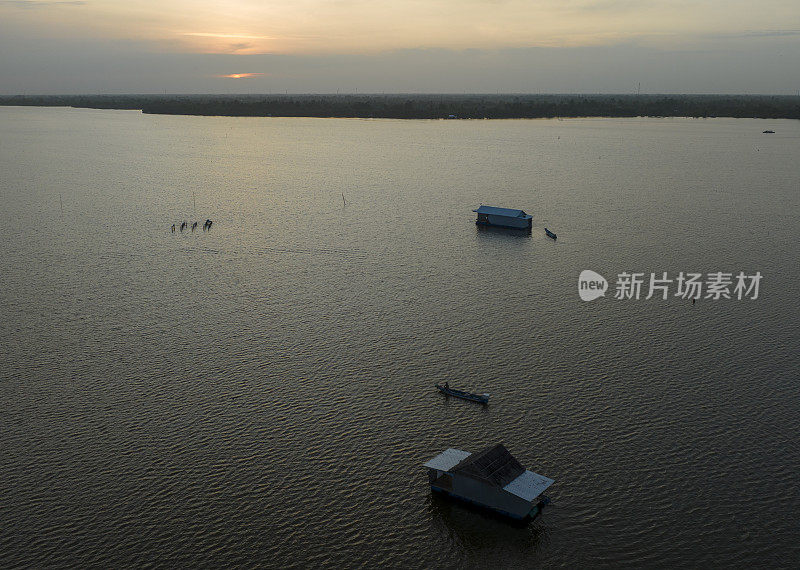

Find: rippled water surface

[1,107,799,568]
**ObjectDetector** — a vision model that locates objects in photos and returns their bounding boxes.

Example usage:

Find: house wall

[485,214,531,229]
[450,474,532,518]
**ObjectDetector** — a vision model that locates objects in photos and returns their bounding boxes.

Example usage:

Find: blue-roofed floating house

[473,205,533,230]
[423,444,554,519]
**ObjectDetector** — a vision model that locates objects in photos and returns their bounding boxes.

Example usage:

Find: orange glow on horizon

[217,73,265,79]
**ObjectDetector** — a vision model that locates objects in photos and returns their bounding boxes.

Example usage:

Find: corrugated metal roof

[451,443,525,487]
[503,470,555,501]
[473,205,531,218]
[423,448,472,472]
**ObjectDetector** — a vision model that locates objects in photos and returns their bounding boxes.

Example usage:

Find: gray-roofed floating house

[423,444,554,519]
[473,205,533,230]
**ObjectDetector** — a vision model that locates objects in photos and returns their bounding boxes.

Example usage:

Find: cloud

[0,0,85,8]
[229,43,252,53]
[566,0,644,14]
[1,10,798,95]
[182,33,274,40]
[729,29,800,38]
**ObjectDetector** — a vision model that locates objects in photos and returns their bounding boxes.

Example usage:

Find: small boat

[435,384,489,404]
[763,130,775,134]
[545,228,557,240]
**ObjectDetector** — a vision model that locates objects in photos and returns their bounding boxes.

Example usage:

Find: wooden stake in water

[59,193,63,215]
[342,192,346,206]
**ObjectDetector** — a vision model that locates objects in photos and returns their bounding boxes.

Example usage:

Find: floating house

[423,444,554,519]
[473,205,533,230]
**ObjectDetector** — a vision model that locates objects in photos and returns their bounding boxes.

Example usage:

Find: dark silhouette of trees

[2,94,798,120]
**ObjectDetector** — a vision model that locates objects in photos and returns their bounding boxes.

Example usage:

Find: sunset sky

[1,0,799,93]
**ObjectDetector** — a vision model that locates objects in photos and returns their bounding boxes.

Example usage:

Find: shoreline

[2,94,799,120]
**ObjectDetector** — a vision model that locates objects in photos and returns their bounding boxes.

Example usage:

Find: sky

[1,0,799,94]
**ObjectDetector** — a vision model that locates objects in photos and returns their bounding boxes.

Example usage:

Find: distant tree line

[2,94,799,119]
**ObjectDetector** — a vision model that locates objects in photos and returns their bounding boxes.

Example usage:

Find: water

[1,107,799,568]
